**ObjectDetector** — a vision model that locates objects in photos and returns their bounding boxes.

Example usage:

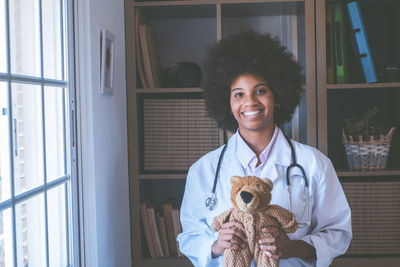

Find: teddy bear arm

[266,205,298,233]
[211,208,234,232]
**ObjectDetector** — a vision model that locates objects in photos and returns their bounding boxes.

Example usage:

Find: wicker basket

[342,127,396,171]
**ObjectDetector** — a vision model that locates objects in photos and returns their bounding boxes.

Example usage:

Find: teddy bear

[211,175,298,267]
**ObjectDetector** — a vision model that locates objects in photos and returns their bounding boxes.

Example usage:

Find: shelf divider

[139,174,188,179]
[137,257,192,267]
[338,170,400,177]
[135,0,304,7]
[326,82,400,90]
[136,87,203,93]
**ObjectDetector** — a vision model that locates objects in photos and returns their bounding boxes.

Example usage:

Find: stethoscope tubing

[205,133,309,214]
[283,133,309,188]
[211,143,228,194]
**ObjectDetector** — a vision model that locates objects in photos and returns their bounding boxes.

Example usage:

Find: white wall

[75,0,131,266]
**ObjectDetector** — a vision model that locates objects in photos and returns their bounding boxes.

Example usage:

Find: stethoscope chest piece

[205,193,217,211]
[205,143,228,211]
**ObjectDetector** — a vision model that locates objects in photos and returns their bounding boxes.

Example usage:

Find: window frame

[0,0,80,266]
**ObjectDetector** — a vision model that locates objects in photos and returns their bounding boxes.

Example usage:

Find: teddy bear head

[230,175,273,213]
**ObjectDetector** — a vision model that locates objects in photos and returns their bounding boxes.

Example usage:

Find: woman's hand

[211,221,247,258]
[258,226,293,259]
[259,226,316,260]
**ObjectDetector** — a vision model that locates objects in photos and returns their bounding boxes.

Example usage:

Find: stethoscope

[205,133,310,227]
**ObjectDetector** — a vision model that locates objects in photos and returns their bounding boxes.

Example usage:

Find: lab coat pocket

[205,205,229,232]
[288,174,309,224]
[206,209,218,229]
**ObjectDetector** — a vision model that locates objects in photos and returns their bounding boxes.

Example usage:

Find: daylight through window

[0,0,74,266]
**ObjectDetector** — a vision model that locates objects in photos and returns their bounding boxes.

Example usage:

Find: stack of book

[140,201,183,258]
[326,1,377,84]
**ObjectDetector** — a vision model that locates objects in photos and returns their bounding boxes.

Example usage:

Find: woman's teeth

[243,110,260,116]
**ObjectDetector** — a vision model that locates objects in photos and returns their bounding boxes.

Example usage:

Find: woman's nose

[244,94,258,106]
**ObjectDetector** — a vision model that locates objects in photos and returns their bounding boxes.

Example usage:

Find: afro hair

[201,30,303,132]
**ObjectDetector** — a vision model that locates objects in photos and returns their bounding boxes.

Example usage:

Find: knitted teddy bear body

[211,176,298,267]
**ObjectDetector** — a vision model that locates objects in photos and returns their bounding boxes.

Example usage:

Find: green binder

[333,2,350,84]
[326,3,336,84]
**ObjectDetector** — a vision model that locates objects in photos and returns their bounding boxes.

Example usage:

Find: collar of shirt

[236,126,279,175]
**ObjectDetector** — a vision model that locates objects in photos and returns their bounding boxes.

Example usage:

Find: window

[0,0,76,266]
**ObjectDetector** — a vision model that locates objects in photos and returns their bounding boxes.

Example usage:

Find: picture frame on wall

[100,29,115,95]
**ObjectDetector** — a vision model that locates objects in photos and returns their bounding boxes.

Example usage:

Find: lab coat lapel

[260,160,279,182]
[221,133,245,178]
[259,128,302,181]
[221,129,304,181]
[207,134,243,219]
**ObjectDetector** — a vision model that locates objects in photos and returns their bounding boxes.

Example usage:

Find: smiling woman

[177,30,352,267]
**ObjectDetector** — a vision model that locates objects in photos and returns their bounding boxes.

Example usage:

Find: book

[163,201,178,255]
[140,202,156,258]
[172,208,183,257]
[135,9,148,88]
[326,3,336,84]
[139,24,155,88]
[156,212,170,257]
[138,24,161,89]
[346,1,377,83]
[333,2,351,84]
[147,205,164,257]
[146,24,161,88]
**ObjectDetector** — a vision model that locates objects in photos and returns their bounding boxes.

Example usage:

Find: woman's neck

[238,126,275,156]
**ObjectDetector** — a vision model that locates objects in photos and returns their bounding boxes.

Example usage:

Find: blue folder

[346,1,377,83]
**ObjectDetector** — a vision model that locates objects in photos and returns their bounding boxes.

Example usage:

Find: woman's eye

[256,89,266,94]
[234,92,243,98]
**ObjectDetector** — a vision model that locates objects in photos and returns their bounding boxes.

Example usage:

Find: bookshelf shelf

[137,257,192,267]
[138,174,187,179]
[135,0,218,7]
[136,87,203,93]
[136,86,306,93]
[326,82,400,90]
[337,170,400,177]
[135,0,304,7]
[137,4,217,19]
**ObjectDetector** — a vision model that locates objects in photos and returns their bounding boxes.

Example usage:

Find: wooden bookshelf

[127,0,400,265]
[317,0,400,264]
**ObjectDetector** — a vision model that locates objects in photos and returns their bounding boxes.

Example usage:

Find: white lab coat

[177,129,352,267]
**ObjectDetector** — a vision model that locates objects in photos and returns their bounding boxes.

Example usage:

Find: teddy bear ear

[262,178,273,190]
[231,176,241,185]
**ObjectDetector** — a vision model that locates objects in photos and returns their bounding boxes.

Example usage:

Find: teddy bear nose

[240,191,253,204]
